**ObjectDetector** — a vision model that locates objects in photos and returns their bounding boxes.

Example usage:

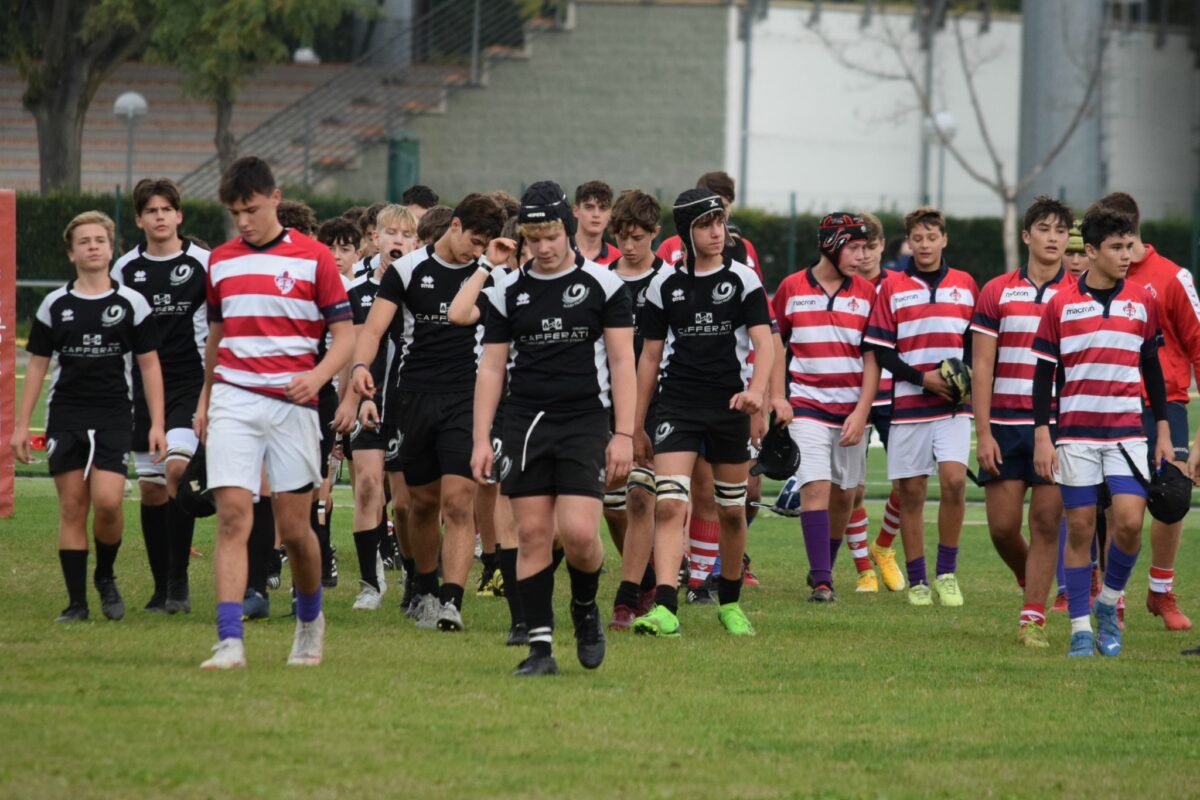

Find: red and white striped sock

[1020,603,1046,628]
[846,507,872,573]
[687,515,720,588]
[1149,566,1175,594]
[875,491,901,549]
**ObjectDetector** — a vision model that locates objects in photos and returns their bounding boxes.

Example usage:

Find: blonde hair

[63,211,116,250]
[375,204,418,234]
[518,220,564,239]
[859,211,884,244]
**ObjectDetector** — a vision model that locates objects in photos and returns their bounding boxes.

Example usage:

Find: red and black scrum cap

[817,212,869,266]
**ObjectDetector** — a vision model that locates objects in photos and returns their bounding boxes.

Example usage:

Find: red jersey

[869,270,894,408]
[586,240,621,266]
[970,267,1074,425]
[657,234,764,283]
[864,261,977,424]
[773,267,876,426]
[1126,244,1200,404]
[1032,279,1161,443]
[207,228,352,406]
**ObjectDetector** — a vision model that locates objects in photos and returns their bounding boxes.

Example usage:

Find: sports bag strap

[1117,443,1151,490]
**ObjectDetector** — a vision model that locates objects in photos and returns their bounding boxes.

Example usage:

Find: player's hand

[633,428,654,467]
[352,364,376,400]
[1187,443,1200,485]
[485,237,517,267]
[10,427,31,464]
[976,431,1003,476]
[470,439,494,486]
[357,400,380,430]
[285,371,324,406]
[331,442,344,461]
[840,410,867,447]
[770,396,793,426]
[922,370,955,401]
[730,389,764,416]
[193,395,209,445]
[1154,436,1175,475]
[148,426,168,464]
[750,413,766,449]
[1033,430,1057,484]
[606,433,633,485]
[332,397,359,435]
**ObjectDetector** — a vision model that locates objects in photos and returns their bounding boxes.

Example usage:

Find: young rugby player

[573,181,620,265]
[1063,223,1088,278]
[318,217,362,281]
[472,180,636,676]
[656,172,761,278]
[111,178,209,614]
[353,202,386,279]
[971,197,1074,647]
[14,211,165,622]
[773,214,875,603]
[196,157,353,669]
[864,207,977,607]
[632,188,781,638]
[1032,204,1173,657]
[401,185,439,220]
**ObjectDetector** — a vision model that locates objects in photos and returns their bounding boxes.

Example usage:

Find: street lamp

[112,91,148,192]
[922,110,957,210]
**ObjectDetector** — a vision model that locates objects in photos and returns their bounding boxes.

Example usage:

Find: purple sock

[296,586,323,623]
[829,537,843,568]
[935,544,958,577]
[801,510,832,587]
[1065,565,1092,620]
[1055,518,1067,594]
[217,601,243,641]
[1104,543,1140,593]
[907,556,927,587]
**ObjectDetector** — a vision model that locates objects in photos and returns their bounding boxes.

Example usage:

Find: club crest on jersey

[275,271,296,295]
[542,317,563,331]
[636,288,648,306]
[420,275,435,289]
[1124,300,1137,319]
[949,287,962,302]
[516,292,531,306]
[169,264,193,286]
[562,283,589,308]
[695,312,713,325]
[847,297,860,312]
[133,270,147,283]
[386,433,402,460]
[654,422,674,444]
[1145,282,1158,298]
[61,309,74,322]
[101,304,126,327]
[712,281,735,304]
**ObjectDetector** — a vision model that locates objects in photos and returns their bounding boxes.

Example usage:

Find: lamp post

[112,91,148,192]
[922,110,957,210]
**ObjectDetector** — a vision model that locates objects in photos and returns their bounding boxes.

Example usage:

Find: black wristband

[350,362,369,375]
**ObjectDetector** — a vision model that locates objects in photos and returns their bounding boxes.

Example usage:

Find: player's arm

[1166,274,1200,391]
[136,350,168,462]
[470,342,507,485]
[840,350,880,447]
[634,338,664,465]
[1031,358,1058,483]
[333,322,364,433]
[351,297,398,398]
[194,321,222,444]
[603,325,636,483]
[448,265,490,326]
[1142,340,1175,469]
[287,319,353,406]
[971,329,1001,474]
[732,323,773,415]
[768,331,792,426]
[11,355,49,463]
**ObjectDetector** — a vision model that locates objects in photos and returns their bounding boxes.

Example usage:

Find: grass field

[3,449,1200,798]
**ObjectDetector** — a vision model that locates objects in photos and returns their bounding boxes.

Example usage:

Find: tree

[4,0,163,192]
[149,0,359,175]
[812,2,1108,271]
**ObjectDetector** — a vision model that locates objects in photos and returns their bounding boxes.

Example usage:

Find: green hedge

[13,192,1196,322]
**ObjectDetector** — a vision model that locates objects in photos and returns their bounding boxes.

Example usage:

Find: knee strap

[628,466,656,495]
[655,474,691,503]
[714,479,748,507]
[604,485,628,511]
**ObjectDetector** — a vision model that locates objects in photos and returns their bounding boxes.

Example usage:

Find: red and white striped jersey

[971,267,1074,425]
[869,271,893,408]
[207,228,352,406]
[1032,279,1161,444]
[772,267,876,426]
[864,262,977,424]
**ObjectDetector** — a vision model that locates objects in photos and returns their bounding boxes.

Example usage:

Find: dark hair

[609,189,661,236]
[316,217,362,249]
[218,156,276,205]
[452,193,505,239]
[904,206,946,235]
[133,177,181,215]
[1022,195,1074,232]
[574,180,613,207]
[417,205,453,244]
[341,205,367,227]
[487,190,520,221]
[696,171,736,203]
[358,202,386,238]
[883,235,907,263]
[401,185,439,209]
[1080,205,1135,248]
[185,234,211,250]
[277,200,317,236]
[1096,191,1140,229]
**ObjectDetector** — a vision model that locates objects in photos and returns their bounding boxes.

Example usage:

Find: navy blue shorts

[869,406,892,450]
[976,423,1051,486]
[1142,401,1189,461]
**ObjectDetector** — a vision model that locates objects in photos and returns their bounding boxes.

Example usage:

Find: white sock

[1071,615,1093,634]
[1097,585,1122,607]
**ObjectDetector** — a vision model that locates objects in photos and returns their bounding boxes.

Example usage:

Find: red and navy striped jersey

[772,267,876,427]
[869,270,893,408]
[971,267,1073,425]
[1032,279,1162,443]
[864,261,977,423]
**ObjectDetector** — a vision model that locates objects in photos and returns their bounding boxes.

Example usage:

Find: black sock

[639,561,656,592]
[614,579,641,610]
[439,582,465,609]
[416,569,439,597]
[551,546,565,573]
[481,548,497,577]
[401,556,415,579]
[655,583,679,614]
[140,503,169,593]
[166,497,195,583]
[94,539,121,581]
[717,574,743,605]
[311,500,332,560]
[353,524,382,590]
[518,563,556,657]
[497,547,523,626]
[567,561,600,606]
[247,500,275,595]
[60,549,87,606]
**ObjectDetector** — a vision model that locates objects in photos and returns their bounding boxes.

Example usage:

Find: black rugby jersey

[641,257,771,407]
[482,255,633,412]
[610,256,663,364]
[353,253,379,281]
[28,280,159,432]
[348,272,399,417]
[377,245,482,393]
[111,240,208,394]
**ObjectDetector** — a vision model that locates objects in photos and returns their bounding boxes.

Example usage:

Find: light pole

[922,110,957,210]
[112,91,148,192]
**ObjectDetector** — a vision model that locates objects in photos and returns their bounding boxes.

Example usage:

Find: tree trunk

[31,86,88,193]
[1001,193,1019,272]
[214,88,238,175]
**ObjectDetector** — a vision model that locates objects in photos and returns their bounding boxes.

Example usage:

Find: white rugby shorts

[886,416,971,480]
[206,383,321,494]
[788,418,867,490]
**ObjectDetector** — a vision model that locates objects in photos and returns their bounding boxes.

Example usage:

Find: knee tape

[655,474,691,503]
[604,485,628,511]
[714,479,748,507]
[627,466,656,495]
